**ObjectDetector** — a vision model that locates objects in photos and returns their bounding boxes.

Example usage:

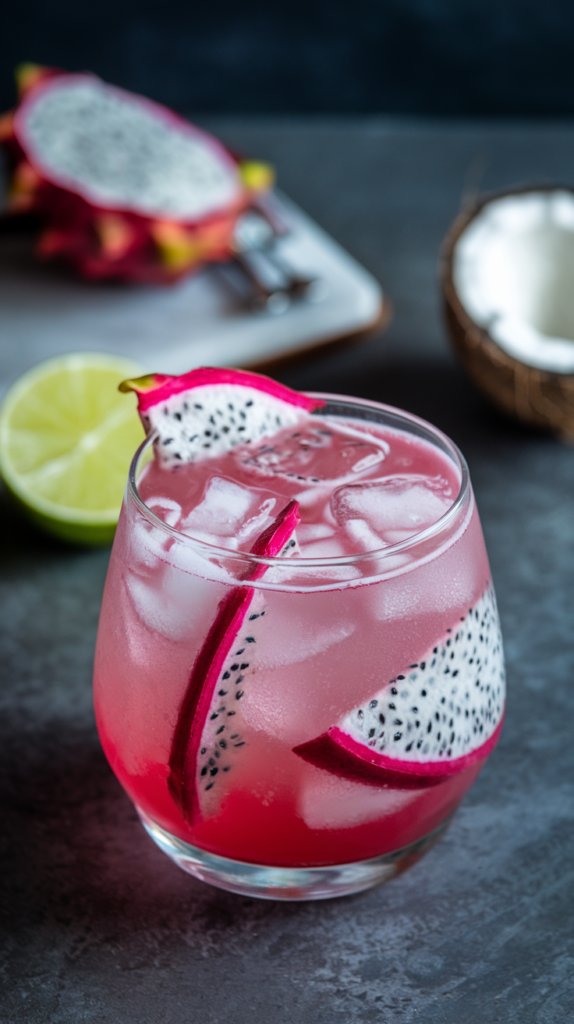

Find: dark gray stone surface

[2,120,574,1022]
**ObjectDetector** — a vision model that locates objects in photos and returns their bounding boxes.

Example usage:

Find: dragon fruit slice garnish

[1,65,272,282]
[120,366,325,467]
[294,585,505,789]
[122,367,323,822]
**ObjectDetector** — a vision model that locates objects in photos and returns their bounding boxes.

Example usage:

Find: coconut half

[442,187,574,437]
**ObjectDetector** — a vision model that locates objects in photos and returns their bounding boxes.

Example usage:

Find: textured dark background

[3,0,574,116]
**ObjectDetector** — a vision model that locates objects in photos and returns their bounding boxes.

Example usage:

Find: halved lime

[0,352,145,545]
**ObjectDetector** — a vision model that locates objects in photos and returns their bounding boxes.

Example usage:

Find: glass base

[137,808,454,901]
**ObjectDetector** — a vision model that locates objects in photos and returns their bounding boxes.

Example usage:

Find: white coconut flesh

[453,190,574,373]
[17,77,242,221]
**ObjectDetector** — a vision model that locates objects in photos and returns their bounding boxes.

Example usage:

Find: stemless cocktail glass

[93,394,505,900]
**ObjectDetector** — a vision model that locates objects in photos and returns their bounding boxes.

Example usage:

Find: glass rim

[127,393,471,569]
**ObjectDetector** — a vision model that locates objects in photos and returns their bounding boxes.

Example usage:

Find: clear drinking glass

[93,395,505,900]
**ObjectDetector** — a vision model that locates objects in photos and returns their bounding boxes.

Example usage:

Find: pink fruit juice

[94,394,504,870]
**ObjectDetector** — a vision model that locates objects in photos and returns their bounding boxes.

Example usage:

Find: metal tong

[227,196,316,311]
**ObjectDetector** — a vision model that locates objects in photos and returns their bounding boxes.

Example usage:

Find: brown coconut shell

[441,186,574,439]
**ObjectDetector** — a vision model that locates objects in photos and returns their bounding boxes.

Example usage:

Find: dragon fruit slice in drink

[167,498,300,823]
[294,584,505,788]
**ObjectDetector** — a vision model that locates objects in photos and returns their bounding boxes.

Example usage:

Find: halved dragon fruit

[294,585,505,788]
[1,65,272,282]
[122,367,322,822]
[120,366,325,466]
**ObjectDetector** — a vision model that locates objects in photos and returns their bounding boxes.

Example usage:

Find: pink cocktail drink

[94,371,505,899]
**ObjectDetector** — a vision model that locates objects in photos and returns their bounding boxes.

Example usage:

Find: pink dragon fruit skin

[1,65,272,283]
[119,366,326,467]
[119,366,325,415]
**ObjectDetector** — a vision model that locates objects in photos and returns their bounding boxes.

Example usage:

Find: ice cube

[344,517,386,552]
[263,555,361,586]
[298,768,420,830]
[124,558,221,642]
[332,474,452,543]
[128,515,174,573]
[130,506,235,585]
[382,528,420,545]
[241,422,389,485]
[236,497,277,545]
[240,619,357,743]
[165,537,235,585]
[299,537,347,559]
[296,522,336,544]
[178,478,280,551]
[143,495,182,528]
[255,619,356,671]
[180,477,255,540]
[350,450,387,474]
